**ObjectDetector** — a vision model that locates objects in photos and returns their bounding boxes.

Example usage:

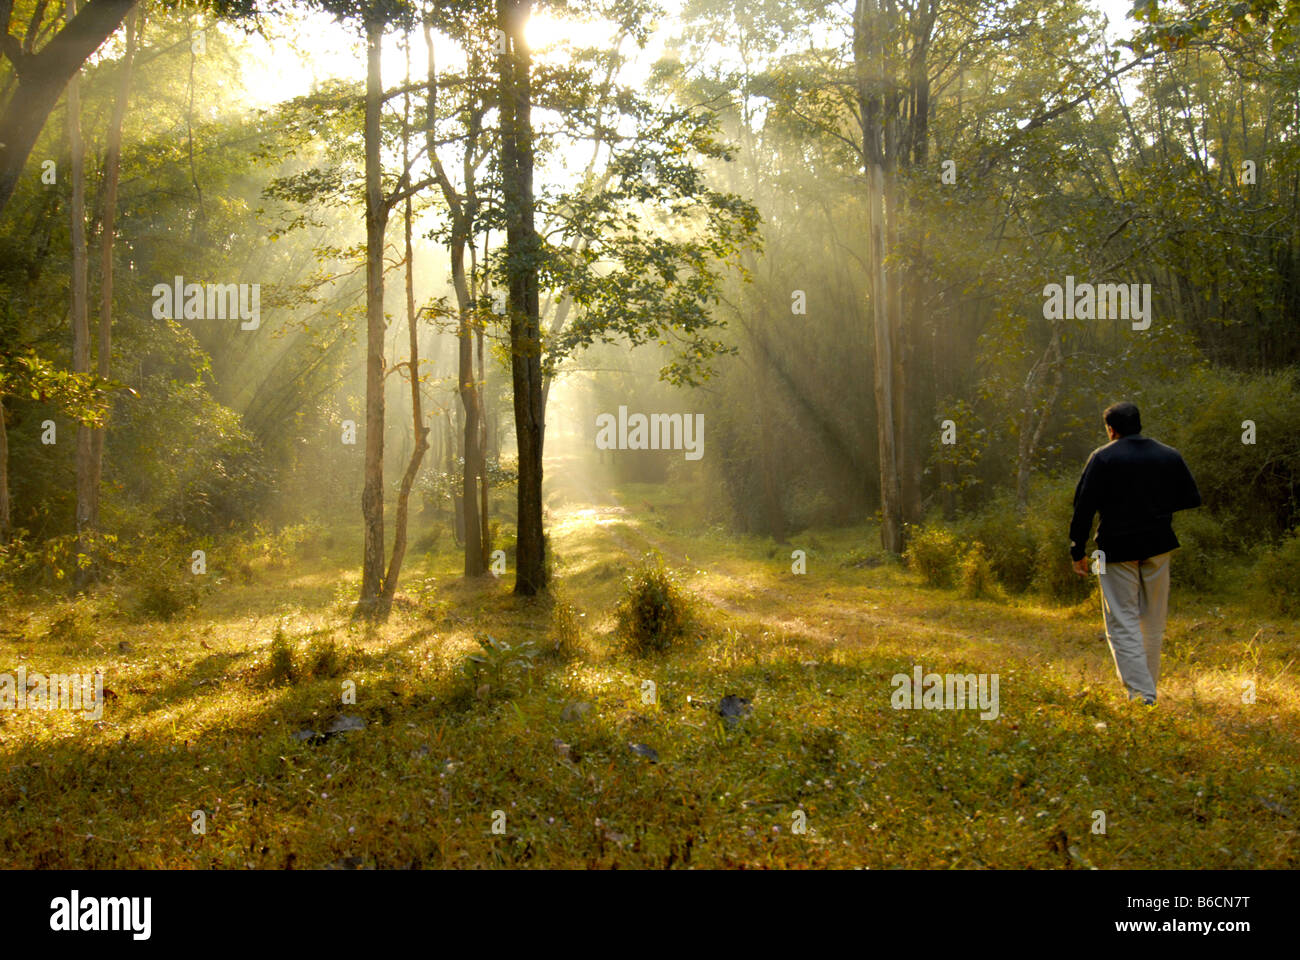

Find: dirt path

[543,454,1103,669]
[546,453,770,613]
[544,454,926,649]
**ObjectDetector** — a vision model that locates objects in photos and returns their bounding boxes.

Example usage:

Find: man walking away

[1069,402,1202,705]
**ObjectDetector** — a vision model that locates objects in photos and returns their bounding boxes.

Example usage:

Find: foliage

[43,598,99,645]
[2,0,1300,874]
[264,624,354,686]
[0,349,115,428]
[113,378,275,536]
[0,529,123,589]
[133,577,196,622]
[1155,367,1300,543]
[114,529,212,620]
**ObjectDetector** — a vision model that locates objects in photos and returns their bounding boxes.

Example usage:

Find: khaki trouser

[1098,552,1171,704]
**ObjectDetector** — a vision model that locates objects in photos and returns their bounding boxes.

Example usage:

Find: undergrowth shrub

[226,527,288,584]
[957,494,1036,592]
[44,598,99,644]
[1030,537,1092,604]
[909,478,1098,603]
[280,521,328,560]
[960,543,1000,600]
[1025,477,1093,604]
[1155,367,1300,542]
[124,534,208,621]
[903,524,959,588]
[460,634,540,697]
[926,473,1235,604]
[412,526,442,556]
[134,579,195,621]
[1169,509,1232,592]
[1253,529,1300,616]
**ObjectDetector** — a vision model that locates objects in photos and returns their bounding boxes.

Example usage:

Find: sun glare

[524,12,623,56]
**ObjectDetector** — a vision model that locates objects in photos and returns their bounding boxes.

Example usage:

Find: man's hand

[1072,557,1090,578]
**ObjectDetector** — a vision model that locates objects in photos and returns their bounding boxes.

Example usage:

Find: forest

[1,0,1298,870]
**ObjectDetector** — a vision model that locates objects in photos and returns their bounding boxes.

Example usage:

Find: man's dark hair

[1104,401,1142,437]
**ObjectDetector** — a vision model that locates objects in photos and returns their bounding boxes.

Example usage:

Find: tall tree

[357,7,389,613]
[424,4,490,577]
[497,0,545,594]
[66,0,95,576]
[852,0,932,555]
[89,4,137,530]
[378,36,430,612]
[312,0,437,617]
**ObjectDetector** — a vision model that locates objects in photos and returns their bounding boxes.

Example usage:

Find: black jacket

[1069,435,1201,563]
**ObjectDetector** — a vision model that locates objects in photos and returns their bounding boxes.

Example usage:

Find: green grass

[1,475,1297,868]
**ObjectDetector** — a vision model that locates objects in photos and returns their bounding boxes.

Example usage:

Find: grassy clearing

[1,475,1297,868]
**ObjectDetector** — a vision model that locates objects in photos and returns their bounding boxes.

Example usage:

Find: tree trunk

[378,186,430,612]
[886,151,916,531]
[738,304,789,542]
[67,0,94,582]
[89,5,136,535]
[1014,325,1064,510]
[424,15,485,577]
[453,230,485,576]
[453,380,465,542]
[0,0,135,217]
[498,0,546,594]
[356,15,388,618]
[866,161,902,554]
[855,0,902,554]
[900,9,933,529]
[446,407,463,545]
[475,247,491,566]
[0,395,10,541]
[756,351,788,543]
[376,45,431,615]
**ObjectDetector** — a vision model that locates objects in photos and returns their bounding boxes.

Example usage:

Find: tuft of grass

[615,552,694,654]
[547,593,583,660]
[267,624,296,685]
[307,633,343,678]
